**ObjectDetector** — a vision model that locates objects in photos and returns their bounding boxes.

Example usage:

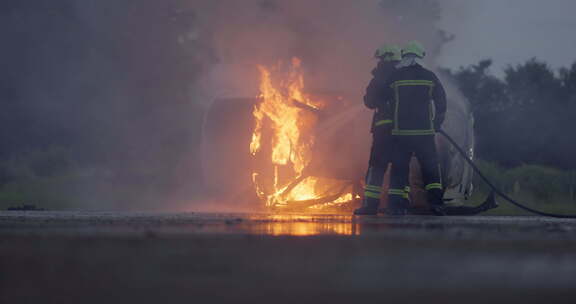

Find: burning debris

[249,58,359,212]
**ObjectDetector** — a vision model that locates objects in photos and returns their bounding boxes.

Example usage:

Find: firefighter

[354,44,401,215]
[383,41,448,216]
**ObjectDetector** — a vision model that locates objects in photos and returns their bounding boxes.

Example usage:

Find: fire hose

[439,129,576,219]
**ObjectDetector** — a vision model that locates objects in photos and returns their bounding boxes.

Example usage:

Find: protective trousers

[388,135,443,210]
[361,126,393,210]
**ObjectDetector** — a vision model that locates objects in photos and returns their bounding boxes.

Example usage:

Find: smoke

[0,0,470,211]
[195,0,450,100]
[192,0,473,211]
[1,1,210,210]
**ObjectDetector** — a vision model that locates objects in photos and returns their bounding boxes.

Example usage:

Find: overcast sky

[437,0,576,75]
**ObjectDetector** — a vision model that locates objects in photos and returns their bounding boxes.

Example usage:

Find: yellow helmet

[374,44,401,61]
[402,41,426,58]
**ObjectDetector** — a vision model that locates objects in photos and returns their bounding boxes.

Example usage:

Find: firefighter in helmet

[354,44,402,215]
[383,41,448,216]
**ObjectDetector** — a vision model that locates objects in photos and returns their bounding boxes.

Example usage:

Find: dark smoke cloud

[195,0,450,100]
[1,0,209,210]
[1,0,463,211]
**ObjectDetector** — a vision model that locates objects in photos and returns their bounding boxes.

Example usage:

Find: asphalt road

[1,211,576,303]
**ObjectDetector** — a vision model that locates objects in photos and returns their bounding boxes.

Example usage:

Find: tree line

[443,59,576,170]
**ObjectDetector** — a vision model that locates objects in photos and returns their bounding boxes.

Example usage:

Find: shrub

[473,160,576,205]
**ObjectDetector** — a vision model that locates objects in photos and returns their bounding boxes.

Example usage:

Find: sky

[437,0,576,75]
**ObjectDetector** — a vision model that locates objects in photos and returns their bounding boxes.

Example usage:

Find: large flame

[250,58,355,211]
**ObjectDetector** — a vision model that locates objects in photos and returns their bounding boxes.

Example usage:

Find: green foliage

[470,161,576,215]
[445,58,576,169]
[506,165,568,201]
[471,160,508,194]
[0,145,204,211]
[0,147,85,209]
[0,174,78,210]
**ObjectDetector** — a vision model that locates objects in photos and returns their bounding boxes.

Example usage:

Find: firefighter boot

[355,174,385,215]
[381,197,409,216]
[354,197,380,215]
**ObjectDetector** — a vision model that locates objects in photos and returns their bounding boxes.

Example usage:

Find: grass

[2,148,576,216]
[466,160,576,216]
[0,147,178,211]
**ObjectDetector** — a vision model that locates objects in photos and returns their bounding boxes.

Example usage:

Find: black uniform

[380,63,447,214]
[354,59,398,215]
[365,60,397,167]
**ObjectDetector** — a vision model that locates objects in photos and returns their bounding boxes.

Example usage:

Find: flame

[250,58,355,211]
[250,58,319,173]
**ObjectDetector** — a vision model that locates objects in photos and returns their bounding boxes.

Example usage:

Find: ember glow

[250,58,357,212]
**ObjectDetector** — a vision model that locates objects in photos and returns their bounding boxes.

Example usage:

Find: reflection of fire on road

[249,58,358,212]
[257,215,358,236]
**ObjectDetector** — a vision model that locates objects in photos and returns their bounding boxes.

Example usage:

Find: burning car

[201,58,474,213]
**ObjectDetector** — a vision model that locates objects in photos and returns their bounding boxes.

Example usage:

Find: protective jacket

[364,60,398,132]
[383,63,448,214]
[354,59,398,215]
[381,64,447,136]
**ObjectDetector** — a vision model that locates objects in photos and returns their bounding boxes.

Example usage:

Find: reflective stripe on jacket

[381,64,447,136]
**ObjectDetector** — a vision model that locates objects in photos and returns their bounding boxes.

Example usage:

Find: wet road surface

[1,211,576,303]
